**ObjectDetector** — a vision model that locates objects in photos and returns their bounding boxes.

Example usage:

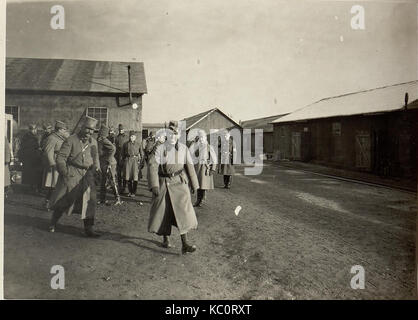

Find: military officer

[122,131,144,198]
[218,130,237,189]
[115,124,129,193]
[148,121,199,254]
[97,125,122,206]
[42,120,68,210]
[189,130,217,207]
[49,116,101,237]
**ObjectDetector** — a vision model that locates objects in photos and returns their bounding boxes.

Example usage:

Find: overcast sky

[6,0,418,123]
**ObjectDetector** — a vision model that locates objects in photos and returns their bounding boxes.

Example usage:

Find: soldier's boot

[49,211,61,233]
[162,235,172,248]
[226,176,232,189]
[132,181,138,197]
[193,189,203,207]
[223,175,228,188]
[83,219,101,238]
[181,233,196,254]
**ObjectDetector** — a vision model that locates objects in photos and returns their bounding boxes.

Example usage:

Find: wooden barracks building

[272,81,418,181]
[5,57,147,134]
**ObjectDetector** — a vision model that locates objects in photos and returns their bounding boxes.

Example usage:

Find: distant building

[272,81,418,180]
[6,57,147,135]
[241,114,288,158]
[182,107,242,145]
[142,123,164,139]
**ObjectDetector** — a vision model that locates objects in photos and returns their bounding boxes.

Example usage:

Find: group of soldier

[5,115,237,254]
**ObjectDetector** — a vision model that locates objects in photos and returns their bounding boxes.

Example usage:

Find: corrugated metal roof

[241,114,288,132]
[273,80,418,124]
[6,57,147,94]
[182,108,242,130]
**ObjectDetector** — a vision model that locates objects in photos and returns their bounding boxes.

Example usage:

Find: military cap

[83,116,98,130]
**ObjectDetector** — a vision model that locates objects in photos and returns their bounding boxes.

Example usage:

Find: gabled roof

[273,80,418,124]
[241,114,288,132]
[182,107,242,130]
[6,57,147,94]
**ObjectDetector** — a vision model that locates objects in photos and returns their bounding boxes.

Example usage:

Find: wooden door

[355,132,371,170]
[291,132,301,160]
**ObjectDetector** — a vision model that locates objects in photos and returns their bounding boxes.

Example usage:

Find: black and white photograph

[1,0,418,303]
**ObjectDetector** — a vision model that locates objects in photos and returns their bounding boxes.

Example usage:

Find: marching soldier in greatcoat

[148,121,199,254]
[189,130,217,207]
[218,130,237,189]
[115,124,129,193]
[42,121,68,210]
[19,123,43,193]
[122,131,144,198]
[97,125,122,206]
[49,116,101,237]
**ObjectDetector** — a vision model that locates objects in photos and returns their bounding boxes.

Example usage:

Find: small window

[87,107,108,128]
[332,122,341,136]
[5,105,19,124]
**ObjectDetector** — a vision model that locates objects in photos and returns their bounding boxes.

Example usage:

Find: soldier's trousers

[223,175,232,186]
[100,164,120,201]
[117,163,126,192]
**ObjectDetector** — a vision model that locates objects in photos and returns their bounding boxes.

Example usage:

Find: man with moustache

[49,116,101,237]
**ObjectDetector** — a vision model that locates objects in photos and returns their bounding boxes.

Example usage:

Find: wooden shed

[5,57,147,134]
[272,81,418,180]
[182,107,242,144]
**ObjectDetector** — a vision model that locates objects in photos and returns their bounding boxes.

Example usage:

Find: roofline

[6,56,146,65]
[6,88,145,96]
[241,113,289,125]
[272,80,418,124]
[312,80,418,105]
[186,107,243,130]
[272,105,411,125]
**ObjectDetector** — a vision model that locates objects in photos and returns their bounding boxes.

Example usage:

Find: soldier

[108,126,116,145]
[115,124,129,193]
[41,124,53,149]
[148,120,199,254]
[42,121,68,210]
[189,130,217,207]
[97,125,122,206]
[49,116,101,237]
[19,124,43,193]
[218,130,237,189]
[122,131,144,198]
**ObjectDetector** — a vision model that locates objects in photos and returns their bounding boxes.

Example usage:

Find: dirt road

[4,163,416,299]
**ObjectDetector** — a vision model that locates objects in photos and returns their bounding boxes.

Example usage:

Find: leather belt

[159,169,183,178]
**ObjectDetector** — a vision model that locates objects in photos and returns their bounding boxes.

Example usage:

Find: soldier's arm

[56,138,72,176]
[148,153,160,191]
[209,145,218,172]
[185,148,199,191]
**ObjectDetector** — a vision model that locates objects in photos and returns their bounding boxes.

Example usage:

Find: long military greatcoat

[122,140,143,181]
[218,137,237,175]
[115,133,129,165]
[50,134,100,219]
[148,142,199,236]
[19,131,42,186]
[42,131,67,188]
[190,141,217,190]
